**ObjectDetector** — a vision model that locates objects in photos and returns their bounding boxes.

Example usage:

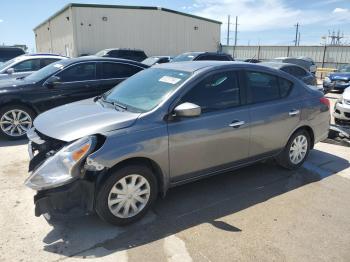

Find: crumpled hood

[34,98,140,142]
[329,73,350,81]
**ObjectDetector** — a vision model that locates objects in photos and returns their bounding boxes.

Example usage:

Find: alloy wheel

[108,174,151,218]
[0,109,33,137]
[289,134,308,165]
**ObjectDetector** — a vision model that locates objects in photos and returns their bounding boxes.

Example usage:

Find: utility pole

[298,32,300,46]
[234,16,238,47]
[294,22,299,46]
[226,15,230,46]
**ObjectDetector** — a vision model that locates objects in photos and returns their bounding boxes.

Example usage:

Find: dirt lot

[0,92,349,262]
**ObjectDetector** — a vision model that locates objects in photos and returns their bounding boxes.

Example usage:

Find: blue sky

[0,0,349,52]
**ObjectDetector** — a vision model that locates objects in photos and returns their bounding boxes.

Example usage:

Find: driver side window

[181,71,240,112]
[56,63,96,82]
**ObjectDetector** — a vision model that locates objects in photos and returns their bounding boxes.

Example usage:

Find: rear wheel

[0,105,35,140]
[95,164,158,226]
[276,130,311,170]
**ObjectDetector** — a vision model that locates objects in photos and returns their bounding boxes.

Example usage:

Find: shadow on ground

[42,150,349,258]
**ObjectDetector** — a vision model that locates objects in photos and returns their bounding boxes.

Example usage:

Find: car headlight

[324,76,331,83]
[25,136,97,191]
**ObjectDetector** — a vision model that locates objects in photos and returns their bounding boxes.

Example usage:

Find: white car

[334,87,350,125]
[0,54,67,80]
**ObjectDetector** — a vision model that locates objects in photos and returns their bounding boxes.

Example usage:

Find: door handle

[289,109,300,116]
[229,120,245,128]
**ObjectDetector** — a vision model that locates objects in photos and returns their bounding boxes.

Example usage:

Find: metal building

[34,3,221,57]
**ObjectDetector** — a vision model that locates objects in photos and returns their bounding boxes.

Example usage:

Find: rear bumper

[333,101,350,122]
[34,179,95,218]
[323,81,349,91]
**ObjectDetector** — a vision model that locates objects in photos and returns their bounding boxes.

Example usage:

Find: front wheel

[0,105,35,140]
[276,130,311,170]
[95,164,158,226]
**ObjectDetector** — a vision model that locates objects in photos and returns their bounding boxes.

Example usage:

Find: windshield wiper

[98,96,127,111]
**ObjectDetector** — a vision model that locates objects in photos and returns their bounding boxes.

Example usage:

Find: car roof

[153,61,265,73]
[260,61,305,70]
[103,48,145,52]
[62,56,149,67]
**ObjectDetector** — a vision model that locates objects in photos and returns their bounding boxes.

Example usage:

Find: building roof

[33,3,222,31]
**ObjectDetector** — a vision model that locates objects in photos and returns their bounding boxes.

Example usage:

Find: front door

[168,70,250,183]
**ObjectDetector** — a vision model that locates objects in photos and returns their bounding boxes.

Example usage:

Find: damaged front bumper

[34,179,95,218]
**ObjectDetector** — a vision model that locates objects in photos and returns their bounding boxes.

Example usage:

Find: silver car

[0,54,67,80]
[25,61,330,225]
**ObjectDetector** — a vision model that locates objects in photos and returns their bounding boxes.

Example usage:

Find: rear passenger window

[181,71,240,112]
[100,62,142,79]
[279,78,293,98]
[246,71,280,103]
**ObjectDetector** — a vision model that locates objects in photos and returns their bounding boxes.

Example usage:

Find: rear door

[168,70,250,182]
[97,62,144,93]
[245,70,300,156]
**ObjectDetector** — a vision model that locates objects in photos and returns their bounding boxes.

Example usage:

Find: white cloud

[193,0,350,32]
[0,19,3,23]
[333,7,348,13]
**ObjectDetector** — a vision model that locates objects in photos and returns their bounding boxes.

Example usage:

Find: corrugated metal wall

[72,7,220,56]
[222,45,350,68]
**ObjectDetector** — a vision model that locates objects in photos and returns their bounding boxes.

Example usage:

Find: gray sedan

[25,61,330,225]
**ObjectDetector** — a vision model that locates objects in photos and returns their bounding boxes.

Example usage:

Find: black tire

[276,130,311,170]
[0,104,35,140]
[95,164,158,226]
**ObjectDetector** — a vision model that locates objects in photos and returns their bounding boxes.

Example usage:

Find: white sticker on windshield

[159,76,181,85]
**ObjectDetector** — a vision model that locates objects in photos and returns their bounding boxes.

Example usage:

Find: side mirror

[174,102,201,117]
[45,76,61,88]
[6,68,14,75]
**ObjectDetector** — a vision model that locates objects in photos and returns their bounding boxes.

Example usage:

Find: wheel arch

[290,125,315,149]
[96,157,167,197]
[0,100,39,116]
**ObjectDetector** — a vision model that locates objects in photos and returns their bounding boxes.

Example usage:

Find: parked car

[323,64,350,93]
[260,62,317,86]
[142,56,172,66]
[271,57,317,74]
[0,47,25,64]
[0,54,67,81]
[95,49,148,62]
[25,61,330,226]
[0,57,148,139]
[333,87,350,125]
[171,52,233,62]
[235,58,261,63]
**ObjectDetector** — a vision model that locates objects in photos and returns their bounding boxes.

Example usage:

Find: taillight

[320,97,330,108]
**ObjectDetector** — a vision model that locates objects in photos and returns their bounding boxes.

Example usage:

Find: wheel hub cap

[108,174,151,218]
[0,109,32,137]
[289,135,308,164]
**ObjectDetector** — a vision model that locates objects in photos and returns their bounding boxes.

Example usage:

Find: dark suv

[95,49,148,62]
[0,47,25,64]
[171,52,233,62]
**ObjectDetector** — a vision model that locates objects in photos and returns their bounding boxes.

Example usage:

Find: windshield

[172,53,199,62]
[0,57,20,71]
[142,57,159,66]
[104,68,191,112]
[339,65,350,73]
[25,60,68,82]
